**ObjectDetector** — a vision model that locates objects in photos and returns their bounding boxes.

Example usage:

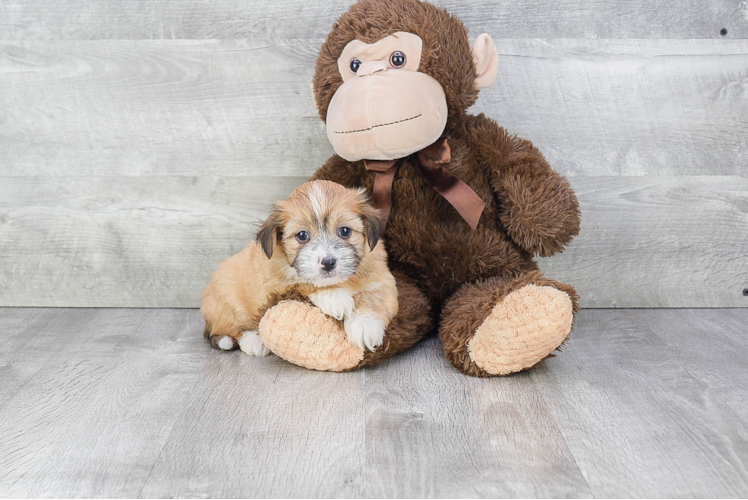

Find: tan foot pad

[468,285,573,375]
[259,300,363,372]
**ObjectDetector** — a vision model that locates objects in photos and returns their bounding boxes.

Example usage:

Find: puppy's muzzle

[320,256,337,272]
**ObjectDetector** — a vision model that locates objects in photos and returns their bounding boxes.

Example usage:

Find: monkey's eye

[389,51,406,68]
[350,58,362,73]
[337,226,352,239]
[295,231,310,243]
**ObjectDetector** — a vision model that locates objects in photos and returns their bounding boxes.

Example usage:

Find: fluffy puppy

[201,180,399,356]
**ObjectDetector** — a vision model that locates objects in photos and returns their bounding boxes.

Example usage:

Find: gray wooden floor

[1,308,747,498]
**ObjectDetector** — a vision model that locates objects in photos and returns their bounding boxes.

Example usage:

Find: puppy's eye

[350,58,362,73]
[337,226,352,239]
[389,51,406,68]
[295,231,310,243]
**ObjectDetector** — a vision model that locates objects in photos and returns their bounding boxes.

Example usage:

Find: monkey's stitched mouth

[333,114,422,134]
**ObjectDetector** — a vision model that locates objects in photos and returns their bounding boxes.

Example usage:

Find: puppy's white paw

[215,335,237,351]
[309,288,355,320]
[238,331,271,357]
[344,312,385,352]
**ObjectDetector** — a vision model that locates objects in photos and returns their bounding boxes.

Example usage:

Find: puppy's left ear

[255,209,283,259]
[360,204,384,251]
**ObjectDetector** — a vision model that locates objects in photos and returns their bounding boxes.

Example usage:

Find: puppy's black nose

[321,256,337,272]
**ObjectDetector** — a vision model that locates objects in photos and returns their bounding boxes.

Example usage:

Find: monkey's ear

[255,210,283,259]
[471,34,499,89]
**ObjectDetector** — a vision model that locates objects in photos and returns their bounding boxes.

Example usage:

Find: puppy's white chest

[309,288,355,321]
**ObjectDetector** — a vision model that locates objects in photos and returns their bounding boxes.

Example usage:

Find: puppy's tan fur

[201,180,398,353]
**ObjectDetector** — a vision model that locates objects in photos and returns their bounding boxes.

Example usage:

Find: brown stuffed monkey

[254,0,581,377]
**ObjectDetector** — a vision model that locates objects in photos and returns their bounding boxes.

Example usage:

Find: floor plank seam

[136,354,207,499]
[530,371,597,498]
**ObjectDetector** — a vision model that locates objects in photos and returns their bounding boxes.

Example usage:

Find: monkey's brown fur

[274,0,581,376]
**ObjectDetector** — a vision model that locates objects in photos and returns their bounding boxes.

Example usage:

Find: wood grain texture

[0,308,207,498]
[364,340,594,498]
[138,349,366,498]
[635,309,748,417]
[1,175,745,308]
[2,36,747,307]
[2,308,748,497]
[539,175,748,308]
[0,308,94,407]
[2,39,747,178]
[0,40,327,178]
[475,39,748,177]
[0,0,746,40]
[531,308,748,497]
[0,175,305,308]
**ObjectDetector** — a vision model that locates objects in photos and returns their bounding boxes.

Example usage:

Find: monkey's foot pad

[259,300,363,372]
[468,284,573,375]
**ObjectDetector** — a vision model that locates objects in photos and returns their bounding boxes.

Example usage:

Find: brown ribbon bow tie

[363,138,485,230]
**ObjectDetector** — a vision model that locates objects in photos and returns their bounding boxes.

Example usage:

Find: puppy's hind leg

[201,244,271,354]
[201,279,247,352]
[202,292,268,354]
[203,320,243,351]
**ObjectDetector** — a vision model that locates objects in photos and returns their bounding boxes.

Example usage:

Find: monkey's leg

[259,271,433,372]
[439,271,579,377]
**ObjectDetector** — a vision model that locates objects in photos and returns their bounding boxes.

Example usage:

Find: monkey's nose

[320,256,337,272]
[356,60,388,77]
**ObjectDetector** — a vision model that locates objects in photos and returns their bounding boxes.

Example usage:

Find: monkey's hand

[493,168,580,257]
[470,116,580,257]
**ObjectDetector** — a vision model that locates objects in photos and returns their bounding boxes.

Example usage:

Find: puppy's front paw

[344,312,385,352]
[309,288,355,321]
[238,331,272,357]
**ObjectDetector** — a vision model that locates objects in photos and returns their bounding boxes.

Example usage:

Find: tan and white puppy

[201,180,398,356]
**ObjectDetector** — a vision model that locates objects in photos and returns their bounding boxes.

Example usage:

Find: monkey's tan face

[326,32,448,162]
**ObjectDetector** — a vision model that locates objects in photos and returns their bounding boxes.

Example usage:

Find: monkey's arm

[468,114,580,257]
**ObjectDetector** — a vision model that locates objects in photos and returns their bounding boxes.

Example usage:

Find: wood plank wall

[0,1,746,307]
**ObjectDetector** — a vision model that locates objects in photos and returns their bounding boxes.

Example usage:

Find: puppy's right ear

[255,210,283,259]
